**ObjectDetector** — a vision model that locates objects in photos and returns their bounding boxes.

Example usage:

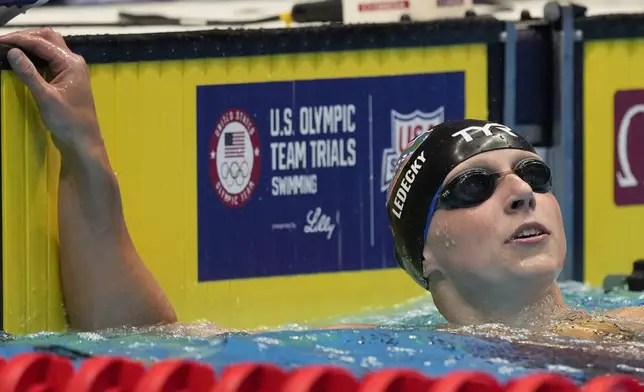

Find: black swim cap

[386,119,536,290]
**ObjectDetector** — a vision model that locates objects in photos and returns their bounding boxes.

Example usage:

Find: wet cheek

[434,215,488,257]
[457,215,501,265]
[430,218,452,246]
[542,196,564,230]
[428,218,460,258]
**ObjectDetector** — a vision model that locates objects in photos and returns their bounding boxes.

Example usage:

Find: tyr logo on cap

[451,122,518,142]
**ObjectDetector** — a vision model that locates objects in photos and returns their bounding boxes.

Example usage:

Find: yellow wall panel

[583,39,644,287]
[1,72,65,333]
[2,44,488,334]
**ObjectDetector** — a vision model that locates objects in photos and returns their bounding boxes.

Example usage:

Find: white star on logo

[210,150,216,159]
[254,147,260,157]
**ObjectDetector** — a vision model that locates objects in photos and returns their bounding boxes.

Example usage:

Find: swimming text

[269,105,357,196]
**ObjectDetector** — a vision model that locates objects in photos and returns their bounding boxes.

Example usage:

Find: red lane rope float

[134,359,216,392]
[281,365,360,392]
[505,373,579,392]
[582,375,643,392]
[65,356,146,392]
[358,369,433,392]
[0,353,642,392]
[0,353,74,392]
[213,362,287,392]
[428,371,505,392]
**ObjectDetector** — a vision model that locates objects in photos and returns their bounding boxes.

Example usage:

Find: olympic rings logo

[220,160,250,187]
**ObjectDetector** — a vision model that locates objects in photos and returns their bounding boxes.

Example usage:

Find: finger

[0,32,71,73]
[2,27,69,49]
[0,28,41,37]
[28,27,70,50]
[6,48,50,98]
[1,27,62,38]
[0,30,70,60]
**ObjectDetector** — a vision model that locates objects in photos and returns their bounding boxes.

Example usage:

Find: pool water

[2,281,644,383]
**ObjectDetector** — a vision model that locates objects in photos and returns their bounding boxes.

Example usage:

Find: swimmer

[385,117,644,338]
[2,28,644,338]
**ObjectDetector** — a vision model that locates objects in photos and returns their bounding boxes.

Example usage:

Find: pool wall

[578,17,644,289]
[0,20,503,334]
[0,4,643,334]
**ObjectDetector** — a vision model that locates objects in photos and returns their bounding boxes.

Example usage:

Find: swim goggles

[435,158,553,210]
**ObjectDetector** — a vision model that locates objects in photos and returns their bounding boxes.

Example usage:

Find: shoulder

[605,306,644,321]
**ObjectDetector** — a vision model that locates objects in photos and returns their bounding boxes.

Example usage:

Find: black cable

[1,12,284,28]
[117,12,283,26]
[291,0,341,23]
[0,0,344,28]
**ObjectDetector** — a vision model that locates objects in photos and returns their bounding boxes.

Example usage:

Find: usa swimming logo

[380,107,444,192]
[209,108,262,208]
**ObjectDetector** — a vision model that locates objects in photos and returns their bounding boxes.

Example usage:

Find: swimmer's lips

[505,222,550,244]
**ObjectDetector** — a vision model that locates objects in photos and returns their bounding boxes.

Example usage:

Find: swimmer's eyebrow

[442,153,538,185]
[474,152,539,172]
[443,160,497,184]
[511,153,542,167]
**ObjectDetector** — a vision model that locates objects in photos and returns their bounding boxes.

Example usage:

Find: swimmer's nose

[503,175,536,214]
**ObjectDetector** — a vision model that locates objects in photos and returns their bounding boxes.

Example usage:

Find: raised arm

[0,28,177,331]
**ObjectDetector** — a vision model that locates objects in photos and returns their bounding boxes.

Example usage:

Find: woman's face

[424,149,566,300]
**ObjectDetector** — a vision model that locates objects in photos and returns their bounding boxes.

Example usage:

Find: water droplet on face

[451,239,456,245]
[444,240,450,248]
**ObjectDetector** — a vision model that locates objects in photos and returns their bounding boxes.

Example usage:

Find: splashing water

[2,281,644,383]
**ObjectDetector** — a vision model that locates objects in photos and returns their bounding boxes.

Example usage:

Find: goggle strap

[424,187,443,240]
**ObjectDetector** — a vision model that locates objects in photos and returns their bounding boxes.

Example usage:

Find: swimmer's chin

[510,255,562,278]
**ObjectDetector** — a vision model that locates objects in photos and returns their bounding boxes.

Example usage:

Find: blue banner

[197,72,465,282]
